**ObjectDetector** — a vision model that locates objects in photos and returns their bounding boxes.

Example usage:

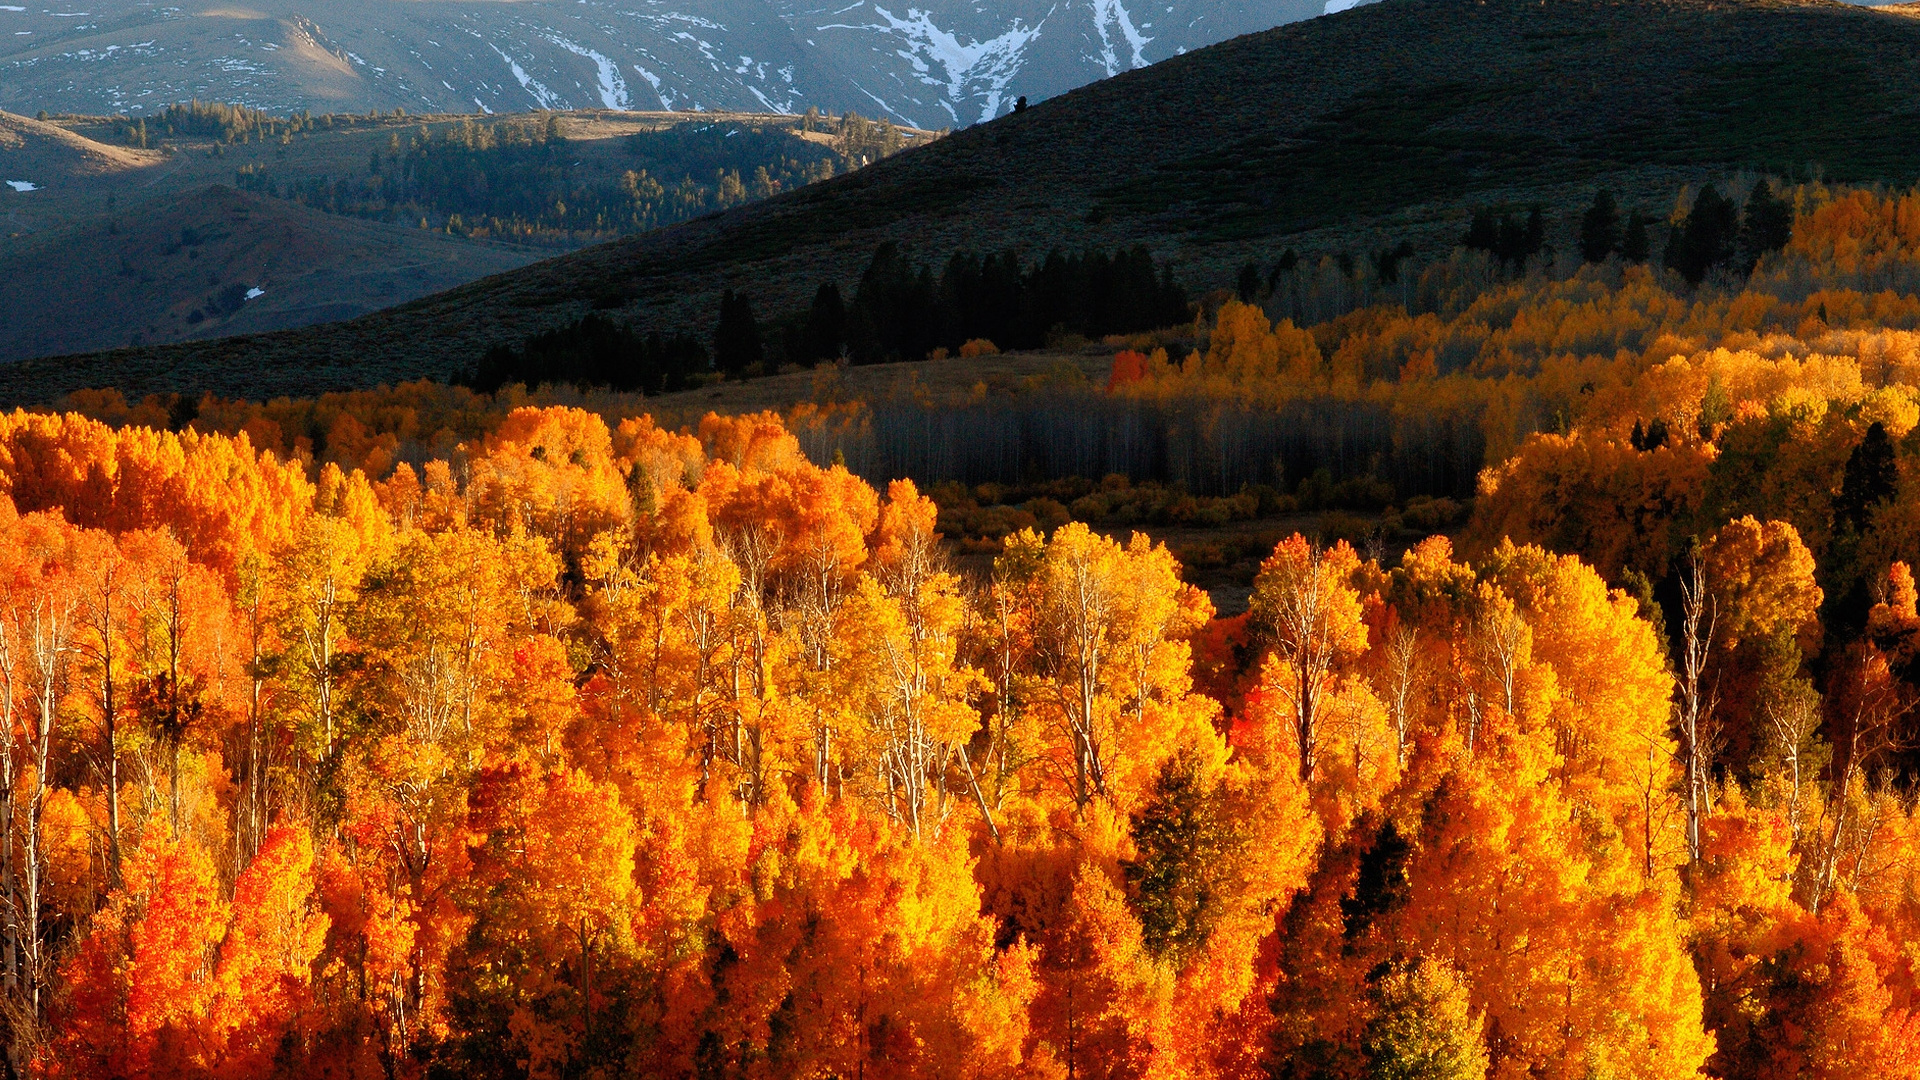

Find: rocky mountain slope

[0,0,1319,130]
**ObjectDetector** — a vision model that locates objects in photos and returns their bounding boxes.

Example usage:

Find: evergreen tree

[1837,421,1898,534]
[1664,185,1739,284]
[1267,248,1300,295]
[1341,821,1411,940]
[847,241,938,364]
[802,282,847,363]
[1467,207,1544,270]
[1237,261,1263,303]
[1621,210,1651,263]
[1361,962,1488,1080]
[1463,209,1497,254]
[459,314,704,393]
[1579,190,1621,263]
[1521,206,1545,262]
[1737,179,1794,273]
[1374,241,1415,284]
[1643,416,1669,450]
[1122,752,1239,964]
[714,289,764,377]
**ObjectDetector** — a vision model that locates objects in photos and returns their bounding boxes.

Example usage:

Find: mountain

[0,0,1319,130]
[16,0,1920,405]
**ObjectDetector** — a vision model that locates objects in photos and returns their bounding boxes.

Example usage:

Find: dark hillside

[16,0,1920,403]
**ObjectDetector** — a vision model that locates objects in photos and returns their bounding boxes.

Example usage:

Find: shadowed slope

[16,0,1920,404]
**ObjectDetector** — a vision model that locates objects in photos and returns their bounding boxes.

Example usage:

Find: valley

[0,104,931,361]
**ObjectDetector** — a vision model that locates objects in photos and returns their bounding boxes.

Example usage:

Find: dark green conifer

[1579,190,1621,263]
[714,289,764,377]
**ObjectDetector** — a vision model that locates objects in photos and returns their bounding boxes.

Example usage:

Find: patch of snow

[5,180,38,192]
[745,87,795,114]
[846,77,910,125]
[546,34,628,109]
[658,11,722,29]
[244,286,264,299]
[490,43,562,108]
[0,6,26,11]
[832,6,1043,124]
[1088,0,1152,76]
[474,97,492,113]
[632,62,674,109]
[1323,0,1363,11]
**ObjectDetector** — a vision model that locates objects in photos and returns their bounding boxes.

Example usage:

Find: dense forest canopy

[17,180,1920,1077]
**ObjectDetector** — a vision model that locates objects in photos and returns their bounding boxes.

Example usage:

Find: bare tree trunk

[1385,625,1419,770]
[21,600,71,1021]
[0,621,19,1019]
[1812,769,1850,916]
[1676,553,1716,867]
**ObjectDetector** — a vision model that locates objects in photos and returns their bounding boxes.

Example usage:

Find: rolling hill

[17,0,1920,405]
[0,107,933,363]
[0,108,156,177]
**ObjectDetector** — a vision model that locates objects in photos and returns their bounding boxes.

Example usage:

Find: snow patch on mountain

[547,34,629,109]
[837,4,1042,124]
[1,0,1323,130]
[1088,0,1150,76]
[631,61,674,108]
[490,43,563,108]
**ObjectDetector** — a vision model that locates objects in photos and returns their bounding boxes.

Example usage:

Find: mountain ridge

[0,0,1321,131]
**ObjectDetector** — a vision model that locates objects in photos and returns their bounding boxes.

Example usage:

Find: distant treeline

[233,117,850,244]
[788,392,1483,500]
[825,243,1192,365]
[461,315,709,395]
[1236,182,1797,331]
[110,100,310,146]
[460,243,1193,389]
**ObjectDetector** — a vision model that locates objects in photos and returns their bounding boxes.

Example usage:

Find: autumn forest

[15,176,1920,1080]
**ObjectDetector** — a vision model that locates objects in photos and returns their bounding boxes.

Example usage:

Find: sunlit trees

[1249,536,1369,783]
[994,522,1213,813]
[19,391,1920,1079]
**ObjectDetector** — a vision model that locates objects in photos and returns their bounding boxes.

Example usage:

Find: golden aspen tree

[1248,535,1369,783]
[466,406,631,565]
[0,513,79,1040]
[996,523,1212,814]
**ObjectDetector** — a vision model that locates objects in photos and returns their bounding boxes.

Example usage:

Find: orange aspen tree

[1248,535,1368,783]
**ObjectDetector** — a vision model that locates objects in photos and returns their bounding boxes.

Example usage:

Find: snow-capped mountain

[0,0,1322,129]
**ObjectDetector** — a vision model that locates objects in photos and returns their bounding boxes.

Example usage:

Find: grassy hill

[17,0,1920,404]
[0,108,925,367]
